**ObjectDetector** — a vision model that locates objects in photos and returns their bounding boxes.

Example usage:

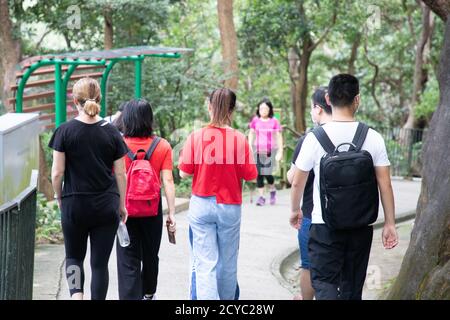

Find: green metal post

[134,56,143,98]
[15,60,54,113]
[100,61,117,117]
[54,63,65,127]
[62,64,77,119]
[62,65,77,96]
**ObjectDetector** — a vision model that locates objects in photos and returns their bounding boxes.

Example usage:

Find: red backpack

[125,137,161,218]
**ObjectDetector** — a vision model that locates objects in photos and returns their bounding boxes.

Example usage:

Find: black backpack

[312,123,379,230]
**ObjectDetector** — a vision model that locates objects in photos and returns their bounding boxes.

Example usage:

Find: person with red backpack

[117,99,176,300]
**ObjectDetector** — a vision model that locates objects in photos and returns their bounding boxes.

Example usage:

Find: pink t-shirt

[249,116,282,153]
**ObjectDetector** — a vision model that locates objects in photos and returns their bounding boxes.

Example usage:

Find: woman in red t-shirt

[117,99,176,300]
[178,88,258,300]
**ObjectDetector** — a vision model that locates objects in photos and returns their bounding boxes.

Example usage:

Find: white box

[0,113,40,205]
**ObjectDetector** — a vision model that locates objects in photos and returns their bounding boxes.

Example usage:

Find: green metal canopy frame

[15,46,193,127]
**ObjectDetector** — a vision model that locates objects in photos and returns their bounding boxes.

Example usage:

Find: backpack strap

[126,147,136,161]
[352,123,369,152]
[144,136,161,160]
[312,126,335,154]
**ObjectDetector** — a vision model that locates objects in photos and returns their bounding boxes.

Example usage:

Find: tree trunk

[104,5,113,50]
[288,48,301,131]
[297,41,312,134]
[38,136,54,201]
[403,2,433,129]
[347,33,361,75]
[0,0,21,112]
[387,14,450,300]
[217,0,239,91]
[422,0,450,20]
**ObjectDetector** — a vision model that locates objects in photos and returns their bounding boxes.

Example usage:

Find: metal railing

[280,126,427,181]
[376,127,427,177]
[0,171,38,300]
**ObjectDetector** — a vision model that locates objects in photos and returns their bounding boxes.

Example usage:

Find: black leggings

[256,175,274,188]
[61,193,120,299]
[116,198,163,300]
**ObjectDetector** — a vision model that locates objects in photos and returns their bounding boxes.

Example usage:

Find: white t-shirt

[294,122,390,224]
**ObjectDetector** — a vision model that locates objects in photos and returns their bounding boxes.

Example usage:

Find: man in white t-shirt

[289,74,399,300]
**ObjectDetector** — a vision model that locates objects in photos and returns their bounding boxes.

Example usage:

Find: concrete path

[33,178,422,300]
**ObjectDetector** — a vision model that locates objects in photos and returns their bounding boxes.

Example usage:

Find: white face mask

[310,104,319,126]
[311,112,318,126]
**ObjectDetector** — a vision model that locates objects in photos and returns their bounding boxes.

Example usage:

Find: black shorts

[255,150,277,176]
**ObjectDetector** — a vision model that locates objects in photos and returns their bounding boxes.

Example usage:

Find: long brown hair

[72,77,102,117]
[208,88,236,127]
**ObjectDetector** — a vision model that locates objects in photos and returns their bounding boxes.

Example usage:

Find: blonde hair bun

[73,78,102,117]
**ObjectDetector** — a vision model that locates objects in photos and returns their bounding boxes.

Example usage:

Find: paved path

[33,178,422,300]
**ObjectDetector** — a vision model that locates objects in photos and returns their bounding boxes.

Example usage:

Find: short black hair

[311,86,332,115]
[328,74,359,107]
[122,98,154,137]
[256,98,274,118]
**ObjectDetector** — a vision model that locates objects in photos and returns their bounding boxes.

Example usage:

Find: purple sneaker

[270,190,276,205]
[256,196,266,206]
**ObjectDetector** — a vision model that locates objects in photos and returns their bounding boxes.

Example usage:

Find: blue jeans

[188,195,241,300]
[298,217,312,269]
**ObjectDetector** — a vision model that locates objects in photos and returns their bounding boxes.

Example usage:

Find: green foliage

[9,0,444,182]
[40,131,53,172]
[36,193,63,244]
[174,174,193,198]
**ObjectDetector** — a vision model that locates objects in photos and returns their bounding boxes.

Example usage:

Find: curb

[272,210,417,295]
[162,197,190,216]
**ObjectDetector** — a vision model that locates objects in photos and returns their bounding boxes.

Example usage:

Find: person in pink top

[248,98,283,206]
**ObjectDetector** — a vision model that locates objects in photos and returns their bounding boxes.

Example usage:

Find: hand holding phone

[166,214,176,245]
[167,224,176,244]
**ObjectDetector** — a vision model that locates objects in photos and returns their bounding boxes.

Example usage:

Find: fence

[0,171,38,300]
[279,126,427,183]
[377,127,427,177]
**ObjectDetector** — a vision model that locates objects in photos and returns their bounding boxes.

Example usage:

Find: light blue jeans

[188,195,241,300]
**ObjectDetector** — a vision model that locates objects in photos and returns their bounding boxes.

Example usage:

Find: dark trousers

[117,200,163,300]
[308,224,373,300]
[61,194,120,300]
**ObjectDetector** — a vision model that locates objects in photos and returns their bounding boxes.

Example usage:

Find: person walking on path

[248,98,283,206]
[287,86,332,300]
[290,74,398,300]
[178,88,258,300]
[49,77,128,300]
[117,98,176,300]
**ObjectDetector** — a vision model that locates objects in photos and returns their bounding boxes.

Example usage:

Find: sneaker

[256,196,266,206]
[143,294,156,300]
[270,190,276,205]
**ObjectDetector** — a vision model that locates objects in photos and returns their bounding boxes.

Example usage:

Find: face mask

[311,112,317,126]
[310,105,319,126]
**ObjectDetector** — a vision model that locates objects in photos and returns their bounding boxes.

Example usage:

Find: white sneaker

[143,294,156,300]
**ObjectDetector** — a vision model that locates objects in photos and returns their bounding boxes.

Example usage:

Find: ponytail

[72,77,102,117]
[83,99,101,117]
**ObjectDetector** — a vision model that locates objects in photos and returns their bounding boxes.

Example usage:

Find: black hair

[311,86,332,115]
[328,74,360,107]
[122,98,154,137]
[118,101,126,112]
[256,98,274,118]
